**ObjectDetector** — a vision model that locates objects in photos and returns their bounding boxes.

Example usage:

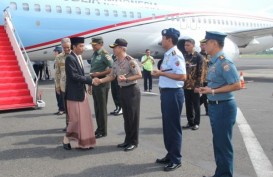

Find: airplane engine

[223,38,240,61]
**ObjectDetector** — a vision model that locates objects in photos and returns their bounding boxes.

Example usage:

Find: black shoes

[192,124,199,130]
[63,142,71,150]
[110,107,122,115]
[95,133,106,139]
[124,144,137,151]
[114,107,122,116]
[117,142,128,148]
[182,123,193,129]
[156,157,171,164]
[164,162,181,171]
[117,143,137,151]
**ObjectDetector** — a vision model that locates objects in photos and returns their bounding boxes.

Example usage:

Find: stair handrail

[3,8,38,106]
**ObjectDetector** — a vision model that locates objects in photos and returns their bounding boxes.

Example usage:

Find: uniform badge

[219,55,225,60]
[130,62,136,68]
[175,61,180,66]
[172,51,176,56]
[223,63,230,71]
[106,55,112,61]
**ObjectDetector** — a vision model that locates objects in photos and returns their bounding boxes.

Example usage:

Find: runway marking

[237,108,273,177]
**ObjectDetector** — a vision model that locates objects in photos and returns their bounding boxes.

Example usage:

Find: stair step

[0,83,28,90]
[0,77,25,83]
[0,50,14,55]
[0,65,20,71]
[0,95,33,106]
[0,89,30,97]
[0,71,21,77]
[0,60,17,65]
[0,33,7,37]
[0,55,17,60]
[0,46,13,50]
[0,103,36,111]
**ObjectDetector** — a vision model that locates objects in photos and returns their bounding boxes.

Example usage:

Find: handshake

[194,87,212,94]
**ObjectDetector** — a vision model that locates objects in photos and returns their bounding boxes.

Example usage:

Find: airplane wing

[227,27,273,47]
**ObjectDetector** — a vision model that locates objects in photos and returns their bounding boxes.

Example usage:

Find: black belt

[160,87,182,91]
[208,99,232,104]
[119,84,136,88]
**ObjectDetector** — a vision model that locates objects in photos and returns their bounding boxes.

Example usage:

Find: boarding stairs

[0,10,40,111]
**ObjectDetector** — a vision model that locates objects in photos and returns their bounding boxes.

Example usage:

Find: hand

[194,87,201,93]
[87,85,92,95]
[56,88,61,95]
[151,69,162,77]
[199,86,212,94]
[118,75,127,82]
[92,77,101,86]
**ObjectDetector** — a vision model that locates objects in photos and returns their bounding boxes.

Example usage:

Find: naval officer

[198,31,241,177]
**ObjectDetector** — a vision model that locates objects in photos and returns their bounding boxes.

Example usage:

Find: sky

[157,0,273,15]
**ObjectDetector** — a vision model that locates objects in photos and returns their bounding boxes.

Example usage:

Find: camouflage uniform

[90,48,113,137]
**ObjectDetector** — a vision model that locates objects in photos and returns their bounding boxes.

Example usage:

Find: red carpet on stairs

[0,25,35,111]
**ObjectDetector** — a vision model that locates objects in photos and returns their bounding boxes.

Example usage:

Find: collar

[165,46,176,56]
[210,51,224,64]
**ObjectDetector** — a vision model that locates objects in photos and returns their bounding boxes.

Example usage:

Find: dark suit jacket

[65,52,92,101]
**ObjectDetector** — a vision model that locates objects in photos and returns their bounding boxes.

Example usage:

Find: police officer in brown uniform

[93,38,142,151]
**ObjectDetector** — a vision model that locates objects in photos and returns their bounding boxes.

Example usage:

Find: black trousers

[111,77,121,108]
[184,89,200,126]
[92,83,109,135]
[200,82,208,114]
[33,64,43,80]
[120,84,141,145]
[143,68,152,91]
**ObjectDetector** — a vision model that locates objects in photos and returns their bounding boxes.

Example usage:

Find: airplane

[1,0,273,62]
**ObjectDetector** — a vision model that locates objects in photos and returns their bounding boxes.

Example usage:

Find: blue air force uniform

[204,31,240,177]
[159,28,186,166]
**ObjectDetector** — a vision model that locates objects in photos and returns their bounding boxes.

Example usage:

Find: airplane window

[10,2,17,10]
[226,20,228,25]
[137,12,141,18]
[192,18,195,23]
[238,22,241,26]
[198,18,201,23]
[85,8,90,15]
[113,10,118,17]
[217,19,220,24]
[221,20,224,25]
[242,22,245,26]
[34,4,40,12]
[22,3,29,11]
[104,10,109,16]
[130,12,134,18]
[95,9,100,16]
[66,6,71,14]
[203,18,206,23]
[56,6,62,13]
[234,21,237,26]
[75,7,81,15]
[213,19,216,24]
[122,11,127,18]
[182,18,185,22]
[208,19,211,24]
[45,5,51,13]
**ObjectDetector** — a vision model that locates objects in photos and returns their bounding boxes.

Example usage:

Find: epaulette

[172,50,176,56]
[218,55,225,60]
[125,55,133,61]
[101,49,109,55]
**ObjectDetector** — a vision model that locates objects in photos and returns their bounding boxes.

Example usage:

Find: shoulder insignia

[125,55,133,61]
[172,50,176,56]
[130,61,136,68]
[218,55,225,60]
[222,62,230,71]
[105,55,112,61]
[101,49,109,55]
[175,60,180,66]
